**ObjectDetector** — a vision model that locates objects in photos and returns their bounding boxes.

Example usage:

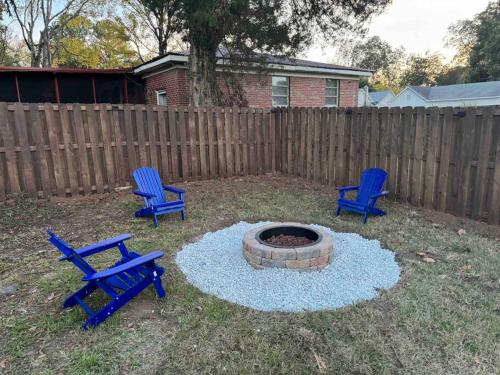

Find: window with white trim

[156,90,167,105]
[325,79,339,107]
[272,76,289,107]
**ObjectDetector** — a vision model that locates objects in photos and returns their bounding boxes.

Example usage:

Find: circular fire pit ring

[243,222,334,271]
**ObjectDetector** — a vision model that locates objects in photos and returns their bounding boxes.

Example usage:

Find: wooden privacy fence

[0,103,499,224]
[274,106,500,225]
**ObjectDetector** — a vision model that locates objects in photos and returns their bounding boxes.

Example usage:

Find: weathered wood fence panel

[0,104,499,224]
[274,106,500,224]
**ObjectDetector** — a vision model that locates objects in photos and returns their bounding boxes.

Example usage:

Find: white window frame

[325,79,339,107]
[272,76,289,107]
[156,90,167,105]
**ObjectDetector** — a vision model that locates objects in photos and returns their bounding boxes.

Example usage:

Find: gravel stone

[176,222,400,312]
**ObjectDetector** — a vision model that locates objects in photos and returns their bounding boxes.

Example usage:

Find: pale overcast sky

[304,0,493,63]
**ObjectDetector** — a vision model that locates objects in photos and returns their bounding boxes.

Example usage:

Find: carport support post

[53,75,61,103]
[92,75,97,103]
[14,74,21,102]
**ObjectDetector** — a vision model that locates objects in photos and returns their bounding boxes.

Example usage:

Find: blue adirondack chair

[336,168,389,224]
[132,167,186,227]
[47,230,166,330]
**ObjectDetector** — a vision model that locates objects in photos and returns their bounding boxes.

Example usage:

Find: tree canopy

[175,0,391,105]
[51,15,141,68]
[447,0,500,82]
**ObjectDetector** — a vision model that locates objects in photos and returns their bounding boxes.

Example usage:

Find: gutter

[133,54,372,78]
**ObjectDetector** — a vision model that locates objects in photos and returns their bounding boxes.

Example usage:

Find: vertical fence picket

[123,104,137,173]
[146,105,159,172]
[471,107,493,220]
[411,107,425,206]
[30,104,51,197]
[232,107,241,175]
[188,107,199,179]
[14,103,37,196]
[45,104,66,196]
[73,105,91,195]
[0,103,21,195]
[168,107,180,180]
[423,107,440,209]
[100,105,116,191]
[86,105,104,194]
[198,108,209,179]
[157,107,170,180]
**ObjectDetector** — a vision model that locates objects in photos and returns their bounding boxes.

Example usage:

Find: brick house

[134,51,372,107]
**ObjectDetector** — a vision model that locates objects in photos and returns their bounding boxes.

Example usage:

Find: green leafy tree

[468,1,500,81]
[121,0,182,59]
[52,15,141,68]
[347,36,406,90]
[400,52,448,87]
[446,0,500,82]
[175,0,391,106]
[4,0,95,67]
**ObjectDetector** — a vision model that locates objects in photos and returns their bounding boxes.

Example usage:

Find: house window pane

[156,90,167,105]
[272,76,289,107]
[325,78,339,107]
[325,88,338,96]
[272,86,288,96]
[326,96,338,106]
[272,76,288,87]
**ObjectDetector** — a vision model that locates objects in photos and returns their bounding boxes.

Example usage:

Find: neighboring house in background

[358,87,396,107]
[133,50,372,107]
[390,81,500,107]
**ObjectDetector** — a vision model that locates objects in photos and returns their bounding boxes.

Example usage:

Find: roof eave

[133,54,372,77]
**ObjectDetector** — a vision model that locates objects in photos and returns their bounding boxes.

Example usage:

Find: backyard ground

[0,176,499,374]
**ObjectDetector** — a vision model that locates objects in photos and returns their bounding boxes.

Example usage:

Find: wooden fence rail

[0,103,499,224]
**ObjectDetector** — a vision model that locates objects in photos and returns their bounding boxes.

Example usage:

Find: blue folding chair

[48,230,166,330]
[336,168,389,224]
[132,167,186,227]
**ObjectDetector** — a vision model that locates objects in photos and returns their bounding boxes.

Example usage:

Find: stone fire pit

[243,222,334,271]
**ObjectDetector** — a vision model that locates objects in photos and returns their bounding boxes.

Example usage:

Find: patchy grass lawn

[0,176,499,374]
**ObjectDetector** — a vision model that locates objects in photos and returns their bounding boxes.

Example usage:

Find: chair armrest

[83,251,164,281]
[163,185,186,194]
[133,190,156,199]
[60,234,133,261]
[370,190,390,199]
[336,185,359,192]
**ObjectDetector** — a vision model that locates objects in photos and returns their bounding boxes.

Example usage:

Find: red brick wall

[145,68,189,106]
[339,79,358,107]
[290,76,328,107]
[144,67,359,107]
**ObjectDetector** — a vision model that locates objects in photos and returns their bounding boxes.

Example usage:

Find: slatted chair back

[47,230,96,275]
[132,167,167,206]
[356,168,388,205]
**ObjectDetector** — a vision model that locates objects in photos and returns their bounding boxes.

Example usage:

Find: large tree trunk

[188,40,222,107]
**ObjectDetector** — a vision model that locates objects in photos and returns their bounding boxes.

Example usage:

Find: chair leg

[363,212,369,224]
[181,210,186,221]
[336,207,341,216]
[152,214,159,227]
[63,282,99,309]
[82,276,152,330]
[152,272,166,298]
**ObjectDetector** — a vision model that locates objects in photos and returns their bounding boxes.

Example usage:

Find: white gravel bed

[176,222,400,312]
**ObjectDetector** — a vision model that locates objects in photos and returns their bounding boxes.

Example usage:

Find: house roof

[369,90,394,104]
[0,66,132,74]
[133,50,372,77]
[409,81,500,101]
